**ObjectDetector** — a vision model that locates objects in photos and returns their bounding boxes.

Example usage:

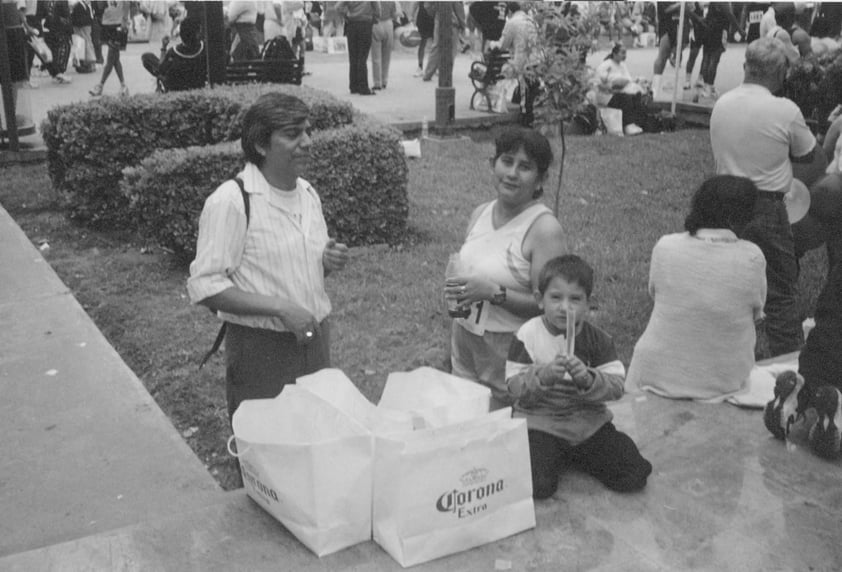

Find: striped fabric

[187,162,331,332]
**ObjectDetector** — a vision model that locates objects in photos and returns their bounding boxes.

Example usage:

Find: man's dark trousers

[346,19,373,93]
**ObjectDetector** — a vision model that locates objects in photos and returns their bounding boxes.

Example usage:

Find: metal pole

[671,2,686,116]
[0,3,20,151]
[434,2,455,136]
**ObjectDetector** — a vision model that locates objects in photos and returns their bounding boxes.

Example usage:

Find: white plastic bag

[379,367,491,429]
[229,386,373,556]
[327,36,347,55]
[599,107,624,136]
[296,368,413,435]
[373,410,535,567]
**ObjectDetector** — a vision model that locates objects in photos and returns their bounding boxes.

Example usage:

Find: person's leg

[113,51,124,83]
[370,21,384,88]
[345,20,363,92]
[653,32,671,74]
[684,41,700,86]
[569,422,653,492]
[423,19,441,80]
[382,24,393,87]
[740,198,803,356]
[417,36,427,70]
[357,21,373,91]
[100,44,116,84]
[706,48,723,93]
[528,430,568,500]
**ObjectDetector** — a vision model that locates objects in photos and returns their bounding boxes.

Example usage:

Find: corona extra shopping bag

[229,386,372,556]
[297,368,413,435]
[379,367,491,429]
[373,409,535,567]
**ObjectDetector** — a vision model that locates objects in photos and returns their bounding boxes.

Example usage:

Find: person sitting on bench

[141,17,205,92]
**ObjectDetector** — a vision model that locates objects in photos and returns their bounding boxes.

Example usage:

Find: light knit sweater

[627,230,767,401]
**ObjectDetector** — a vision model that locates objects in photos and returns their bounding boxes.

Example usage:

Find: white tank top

[457,200,552,333]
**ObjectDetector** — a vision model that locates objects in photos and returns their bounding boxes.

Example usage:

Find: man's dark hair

[538,255,595,298]
[241,93,309,167]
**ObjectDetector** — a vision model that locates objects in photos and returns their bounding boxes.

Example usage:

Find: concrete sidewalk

[2,39,841,571]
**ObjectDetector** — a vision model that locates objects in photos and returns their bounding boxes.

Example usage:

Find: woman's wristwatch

[490,285,507,305]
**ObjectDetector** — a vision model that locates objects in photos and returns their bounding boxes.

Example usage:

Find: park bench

[468,49,511,112]
[224,57,304,85]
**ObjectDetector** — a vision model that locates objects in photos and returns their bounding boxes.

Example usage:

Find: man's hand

[277,303,320,344]
[323,238,349,273]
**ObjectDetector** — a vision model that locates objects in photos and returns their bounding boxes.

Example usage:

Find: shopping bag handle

[226,435,250,457]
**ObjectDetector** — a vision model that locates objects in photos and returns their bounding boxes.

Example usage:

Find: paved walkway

[2,39,840,571]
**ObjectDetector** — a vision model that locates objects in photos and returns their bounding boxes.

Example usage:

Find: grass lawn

[0,128,827,490]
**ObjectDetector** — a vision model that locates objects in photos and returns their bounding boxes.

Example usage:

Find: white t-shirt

[710,83,815,193]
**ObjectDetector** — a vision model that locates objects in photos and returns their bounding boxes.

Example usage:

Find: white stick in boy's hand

[566,307,576,357]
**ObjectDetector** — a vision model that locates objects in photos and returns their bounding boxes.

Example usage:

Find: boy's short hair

[537,255,594,297]
[241,92,309,167]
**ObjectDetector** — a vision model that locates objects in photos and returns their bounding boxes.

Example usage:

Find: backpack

[262,35,296,60]
[198,177,249,369]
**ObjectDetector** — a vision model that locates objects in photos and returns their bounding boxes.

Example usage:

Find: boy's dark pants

[528,423,652,499]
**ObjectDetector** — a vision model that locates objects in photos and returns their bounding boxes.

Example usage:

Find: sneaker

[89,83,103,96]
[27,78,39,89]
[624,123,643,136]
[709,87,719,100]
[413,67,424,77]
[119,84,130,97]
[808,385,842,459]
[54,73,72,84]
[763,371,809,440]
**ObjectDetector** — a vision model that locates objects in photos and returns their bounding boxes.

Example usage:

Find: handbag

[228,386,374,556]
[28,35,53,64]
[372,409,536,567]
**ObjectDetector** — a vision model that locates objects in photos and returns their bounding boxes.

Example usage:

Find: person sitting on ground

[141,17,205,92]
[506,255,652,499]
[594,42,647,136]
[627,176,767,401]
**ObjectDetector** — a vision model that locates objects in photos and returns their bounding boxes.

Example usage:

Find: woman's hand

[445,275,497,307]
[323,238,349,273]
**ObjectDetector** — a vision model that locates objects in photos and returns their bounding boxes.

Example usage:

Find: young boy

[506,255,652,499]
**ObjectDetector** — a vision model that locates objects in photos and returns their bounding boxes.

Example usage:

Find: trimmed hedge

[121,120,409,261]
[41,84,355,229]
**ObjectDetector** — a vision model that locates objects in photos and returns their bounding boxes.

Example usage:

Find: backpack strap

[199,176,250,369]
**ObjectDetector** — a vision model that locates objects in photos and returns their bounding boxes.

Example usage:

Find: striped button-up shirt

[187,162,332,332]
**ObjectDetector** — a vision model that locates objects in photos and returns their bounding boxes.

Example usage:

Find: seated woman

[141,17,205,92]
[593,43,648,136]
[626,175,767,401]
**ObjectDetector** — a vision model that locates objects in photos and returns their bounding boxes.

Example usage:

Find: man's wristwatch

[490,285,507,306]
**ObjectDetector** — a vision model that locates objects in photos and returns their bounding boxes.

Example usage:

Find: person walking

[70,0,96,73]
[370,1,399,90]
[89,0,130,97]
[411,1,434,76]
[336,1,376,95]
[37,0,73,84]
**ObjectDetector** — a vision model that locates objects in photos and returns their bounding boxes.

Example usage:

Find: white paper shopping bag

[296,368,413,435]
[379,367,491,428]
[229,386,372,557]
[373,410,535,567]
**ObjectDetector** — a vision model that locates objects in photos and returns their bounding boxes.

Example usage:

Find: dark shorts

[101,24,127,51]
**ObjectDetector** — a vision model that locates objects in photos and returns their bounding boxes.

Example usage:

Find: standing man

[370,1,399,91]
[421,1,465,82]
[336,1,375,95]
[710,37,827,357]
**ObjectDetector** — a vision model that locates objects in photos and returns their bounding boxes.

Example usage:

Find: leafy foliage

[41,85,355,229]
[121,120,408,261]
[783,50,842,126]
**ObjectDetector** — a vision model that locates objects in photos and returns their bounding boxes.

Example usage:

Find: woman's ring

[460,286,466,293]
[305,331,314,339]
